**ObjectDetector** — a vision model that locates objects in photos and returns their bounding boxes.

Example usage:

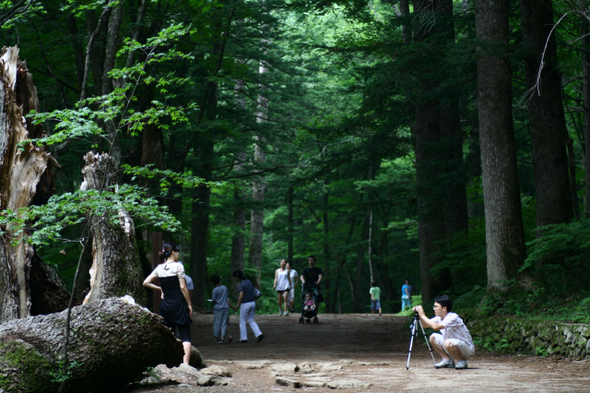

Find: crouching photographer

[413,295,475,369]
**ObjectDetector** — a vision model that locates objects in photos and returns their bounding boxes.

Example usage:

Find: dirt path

[132,313,590,392]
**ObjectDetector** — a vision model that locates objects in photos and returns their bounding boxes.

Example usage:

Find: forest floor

[129,313,590,392]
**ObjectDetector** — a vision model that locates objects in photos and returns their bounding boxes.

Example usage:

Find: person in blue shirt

[210,274,234,344]
[178,261,193,298]
[401,279,412,311]
[231,270,264,343]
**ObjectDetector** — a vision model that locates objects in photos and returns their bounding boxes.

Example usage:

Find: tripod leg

[418,320,437,366]
[405,319,418,370]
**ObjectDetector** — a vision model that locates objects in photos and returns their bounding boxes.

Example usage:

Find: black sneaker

[257,334,264,342]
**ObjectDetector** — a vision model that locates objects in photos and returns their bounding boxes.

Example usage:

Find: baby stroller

[299,283,322,324]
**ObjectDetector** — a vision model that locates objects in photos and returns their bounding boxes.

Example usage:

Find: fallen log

[0,297,183,392]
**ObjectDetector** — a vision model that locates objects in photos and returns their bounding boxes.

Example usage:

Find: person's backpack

[253,287,262,300]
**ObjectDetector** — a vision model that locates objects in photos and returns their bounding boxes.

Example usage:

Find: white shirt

[154,261,186,279]
[431,312,475,349]
[275,268,290,291]
[289,269,298,288]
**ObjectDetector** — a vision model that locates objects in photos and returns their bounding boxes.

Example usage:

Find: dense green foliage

[1,0,590,319]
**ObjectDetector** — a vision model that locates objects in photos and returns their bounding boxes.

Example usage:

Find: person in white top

[143,242,193,364]
[285,261,299,313]
[414,295,475,370]
[273,259,291,316]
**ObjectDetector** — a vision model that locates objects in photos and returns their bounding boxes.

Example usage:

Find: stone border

[469,316,590,359]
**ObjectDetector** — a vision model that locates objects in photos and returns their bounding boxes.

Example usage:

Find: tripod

[406,312,437,370]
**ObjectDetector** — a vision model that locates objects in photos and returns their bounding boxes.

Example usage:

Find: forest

[1,0,590,322]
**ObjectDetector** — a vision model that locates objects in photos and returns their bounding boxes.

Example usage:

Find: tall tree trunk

[412,0,457,304]
[580,0,590,218]
[249,56,269,288]
[520,0,573,232]
[140,122,164,310]
[249,164,265,288]
[230,77,247,297]
[333,253,342,314]
[81,153,146,304]
[439,49,468,238]
[368,209,374,284]
[287,185,294,265]
[414,96,447,304]
[475,0,526,289]
[397,0,411,43]
[191,181,211,309]
[188,16,229,306]
[0,47,69,321]
[230,187,246,298]
[322,191,331,312]
[190,77,217,308]
[66,14,85,91]
[440,88,469,286]
[101,0,123,167]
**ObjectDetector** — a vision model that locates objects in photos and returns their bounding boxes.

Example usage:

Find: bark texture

[230,186,246,298]
[0,46,67,322]
[412,0,460,303]
[249,142,265,289]
[249,56,269,289]
[582,0,590,218]
[0,297,183,392]
[520,0,573,229]
[81,152,146,305]
[475,0,526,288]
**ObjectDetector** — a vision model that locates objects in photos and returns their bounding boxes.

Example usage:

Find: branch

[80,2,114,102]
[520,11,573,106]
[0,0,34,26]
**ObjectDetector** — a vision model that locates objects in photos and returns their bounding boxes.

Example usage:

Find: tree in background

[520,0,573,242]
[4,0,590,318]
[475,0,526,289]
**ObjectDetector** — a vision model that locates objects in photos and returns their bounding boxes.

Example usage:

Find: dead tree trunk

[0,297,183,392]
[81,152,146,305]
[0,46,68,322]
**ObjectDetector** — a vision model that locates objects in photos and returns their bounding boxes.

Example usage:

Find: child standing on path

[370,281,382,316]
[210,274,234,344]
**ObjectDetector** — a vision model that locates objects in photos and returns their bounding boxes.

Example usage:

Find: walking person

[370,281,382,316]
[286,261,299,313]
[301,255,324,308]
[143,242,193,364]
[210,274,234,344]
[401,279,412,311]
[231,270,264,343]
[301,255,323,290]
[274,259,291,316]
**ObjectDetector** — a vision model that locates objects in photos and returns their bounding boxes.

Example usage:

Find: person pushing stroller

[301,255,323,290]
[299,255,323,323]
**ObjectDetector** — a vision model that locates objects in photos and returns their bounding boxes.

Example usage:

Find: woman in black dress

[143,242,193,364]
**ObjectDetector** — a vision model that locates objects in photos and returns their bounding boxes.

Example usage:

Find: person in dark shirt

[231,270,264,343]
[301,255,323,290]
[143,242,193,364]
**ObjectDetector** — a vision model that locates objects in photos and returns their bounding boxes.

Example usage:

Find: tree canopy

[2,0,590,320]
